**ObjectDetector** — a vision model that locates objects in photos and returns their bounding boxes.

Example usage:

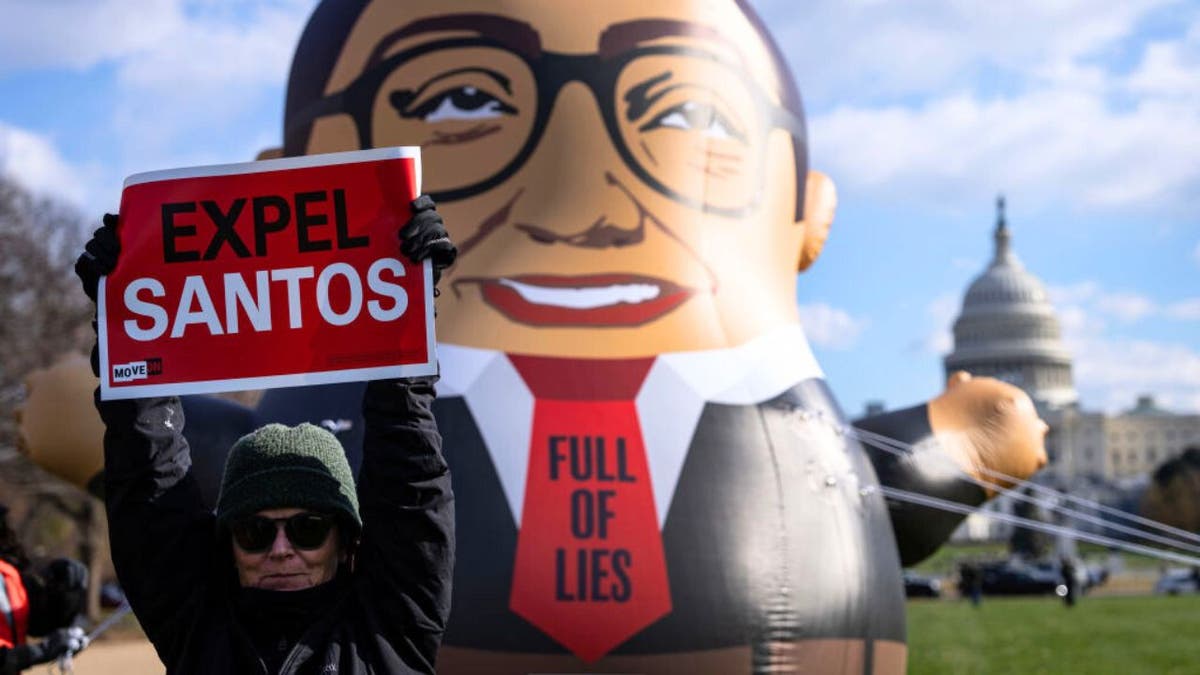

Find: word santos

[120,189,410,341]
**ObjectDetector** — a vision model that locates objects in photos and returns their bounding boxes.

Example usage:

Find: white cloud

[1055,304,1106,337]
[951,256,980,272]
[0,0,314,177]
[115,2,310,92]
[0,0,183,73]
[1094,291,1156,322]
[1048,281,1100,306]
[109,1,314,165]
[749,1,1199,414]
[0,1,316,212]
[1125,27,1200,101]
[798,302,869,350]
[751,0,1177,104]
[1166,299,1200,321]
[1051,283,1200,324]
[1045,281,1200,413]
[810,89,1200,216]
[0,122,90,205]
[1068,336,1200,414]
[921,292,959,354]
[0,1,318,79]
[751,1,1200,217]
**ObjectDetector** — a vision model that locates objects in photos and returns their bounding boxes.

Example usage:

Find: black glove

[8,627,88,669]
[43,558,89,593]
[73,214,120,377]
[74,213,121,303]
[399,196,457,290]
[26,559,88,637]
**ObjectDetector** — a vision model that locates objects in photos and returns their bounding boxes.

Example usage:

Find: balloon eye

[639,101,746,142]
[391,85,518,123]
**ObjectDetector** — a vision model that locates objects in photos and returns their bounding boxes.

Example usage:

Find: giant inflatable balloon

[21,1,1048,673]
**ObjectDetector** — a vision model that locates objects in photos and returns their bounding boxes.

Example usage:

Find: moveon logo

[112,358,163,383]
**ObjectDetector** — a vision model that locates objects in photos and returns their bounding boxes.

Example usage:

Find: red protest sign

[97,147,434,400]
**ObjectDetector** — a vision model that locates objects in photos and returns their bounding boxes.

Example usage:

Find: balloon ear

[797,171,837,272]
[256,147,283,161]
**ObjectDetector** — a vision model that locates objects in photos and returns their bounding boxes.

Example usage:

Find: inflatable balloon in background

[17,354,262,507]
[17,354,105,492]
[20,1,1049,673]
[267,2,1048,672]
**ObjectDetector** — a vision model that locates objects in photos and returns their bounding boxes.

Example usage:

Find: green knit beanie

[215,423,361,532]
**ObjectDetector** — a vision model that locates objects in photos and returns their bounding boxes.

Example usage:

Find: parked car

[1155,568,1200,595]
[902,570,942,598]
[973,560,1064,596]
[1084,564,1109,590]
[1030,558,1094,592]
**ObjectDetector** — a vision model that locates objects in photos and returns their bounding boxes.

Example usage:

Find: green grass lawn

[906,594,1200,674]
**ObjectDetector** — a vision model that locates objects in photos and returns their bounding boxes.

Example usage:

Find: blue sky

[1,0,1197,416]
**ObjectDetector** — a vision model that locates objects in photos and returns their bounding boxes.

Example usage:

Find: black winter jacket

[97,377,454,674]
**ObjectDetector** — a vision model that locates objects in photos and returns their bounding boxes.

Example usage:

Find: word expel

[161,189,367,261]
[119,188,410,341]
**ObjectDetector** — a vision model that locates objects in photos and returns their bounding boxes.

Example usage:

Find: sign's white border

[100,147,433,400]
[123,146,421,190]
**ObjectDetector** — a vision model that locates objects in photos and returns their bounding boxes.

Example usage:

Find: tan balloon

[17,353,105,491]
[266,2,1051,672]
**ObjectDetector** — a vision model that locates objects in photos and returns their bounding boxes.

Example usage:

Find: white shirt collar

[436,323,824,526]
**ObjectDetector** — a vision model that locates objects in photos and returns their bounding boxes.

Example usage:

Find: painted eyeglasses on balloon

[289,38,806,217]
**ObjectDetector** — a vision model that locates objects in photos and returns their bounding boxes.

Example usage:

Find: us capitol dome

[930,197,1197,495]
[943,196,1078,410]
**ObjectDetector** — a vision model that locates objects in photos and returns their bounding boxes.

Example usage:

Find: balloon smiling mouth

[454,274,695,327]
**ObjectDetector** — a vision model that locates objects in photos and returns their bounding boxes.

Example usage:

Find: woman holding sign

[74,197,457,675]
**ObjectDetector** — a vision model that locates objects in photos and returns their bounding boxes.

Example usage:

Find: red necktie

[508,356,672,663]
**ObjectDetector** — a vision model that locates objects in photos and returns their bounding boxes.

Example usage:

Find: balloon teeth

[497,279,662,309]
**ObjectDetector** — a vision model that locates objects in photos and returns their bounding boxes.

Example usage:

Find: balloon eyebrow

[598,18,745,63]
[365,14,543,68]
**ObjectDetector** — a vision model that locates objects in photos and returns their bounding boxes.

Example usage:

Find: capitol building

[943,198,1200,485]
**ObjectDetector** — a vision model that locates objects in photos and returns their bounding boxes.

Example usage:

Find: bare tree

[0,173,94,428]
[0,173,105,619]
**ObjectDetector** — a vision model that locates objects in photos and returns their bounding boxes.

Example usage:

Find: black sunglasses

[230,513,336,553]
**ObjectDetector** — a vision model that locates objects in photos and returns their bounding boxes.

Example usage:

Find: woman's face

[231,507,342,590]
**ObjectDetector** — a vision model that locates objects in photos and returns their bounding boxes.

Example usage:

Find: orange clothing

[0,558,28,648]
